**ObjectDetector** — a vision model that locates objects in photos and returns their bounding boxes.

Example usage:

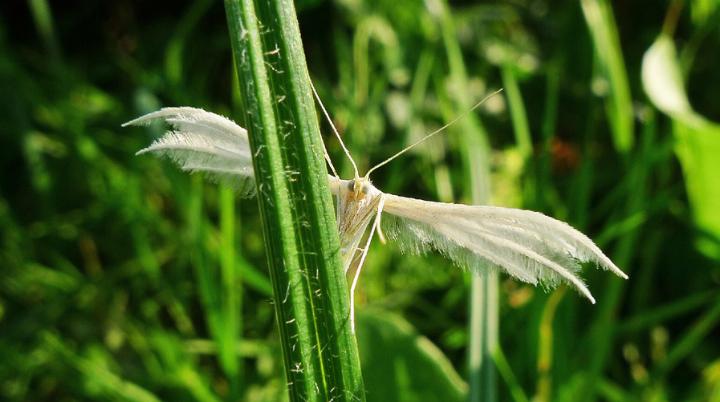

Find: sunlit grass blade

[218,184,241,396]
[500,65,532,160]
[581,0,634,152]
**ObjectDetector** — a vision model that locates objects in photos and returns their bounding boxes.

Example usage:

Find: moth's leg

[349,198,385,332]
[375,195,387,244]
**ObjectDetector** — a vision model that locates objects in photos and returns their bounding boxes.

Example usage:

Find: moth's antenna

[310,79,360,179]
[308,80,340,178]
[319,135,340,179]
[365,88,504,178]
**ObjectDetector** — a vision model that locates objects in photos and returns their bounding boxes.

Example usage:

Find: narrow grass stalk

[500,65,532,160]
[581,0,634,153]
[534,288,566,402]
[218,185,241,396]
[467,275,498,402]
[617,290,717,334]
[581,106,654,400]
[224,1,365,401]
[493,346,529,402]
[184,177,241,397]
[435,2,497,401]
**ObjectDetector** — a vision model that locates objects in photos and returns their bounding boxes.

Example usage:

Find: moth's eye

[347,181,355,190]
[361,184,370,194]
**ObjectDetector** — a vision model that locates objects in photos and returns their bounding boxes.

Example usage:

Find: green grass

[1,1,720,401]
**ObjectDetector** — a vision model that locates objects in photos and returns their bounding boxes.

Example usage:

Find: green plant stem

[500,65,532,160]
[435,2,497,401]
[219,185,241,396]
[581,105,655,401]
[493,346,529,402]
[535,288,566,402]
[223,1,365,401]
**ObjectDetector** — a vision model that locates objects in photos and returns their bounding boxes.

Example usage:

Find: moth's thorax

[335,178,382,271]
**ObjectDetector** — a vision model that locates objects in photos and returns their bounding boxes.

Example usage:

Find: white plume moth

[124,88,627,330]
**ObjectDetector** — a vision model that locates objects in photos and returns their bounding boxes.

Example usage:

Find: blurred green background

[2,0,720,401]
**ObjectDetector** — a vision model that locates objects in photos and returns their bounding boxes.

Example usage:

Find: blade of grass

[149,331,222,402]
[617,291,718,334]
[164,0,214,87]
[183,177,241,399]
[467,274,498,402]
[28,0,60,61]
[224,0,365,400]
[535,288,566,402]
[580,104,655,401]
[654,297,720,378]
[581,0,634,153]
[500,64,532,160]
[493,346,530,402]
[218,184,241,397]
[596,378,632,402]
[186,178,230,400]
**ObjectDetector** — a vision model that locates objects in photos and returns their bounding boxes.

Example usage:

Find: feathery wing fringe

[125,108,627,302]
[382,194,627,303]
[124,107,256,197]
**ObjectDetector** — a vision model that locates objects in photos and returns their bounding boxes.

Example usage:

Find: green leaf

[642,35,695,121]
[642,34,720,258]
[356,310,467,402]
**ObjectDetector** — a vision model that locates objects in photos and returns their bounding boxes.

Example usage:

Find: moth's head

[347,177,372,198]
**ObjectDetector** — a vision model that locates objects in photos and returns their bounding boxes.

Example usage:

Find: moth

[124,90,627,330]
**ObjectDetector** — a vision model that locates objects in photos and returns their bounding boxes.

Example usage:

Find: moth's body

[327,176,389,327]
[329,177,383,272]
[126,105,628,331]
